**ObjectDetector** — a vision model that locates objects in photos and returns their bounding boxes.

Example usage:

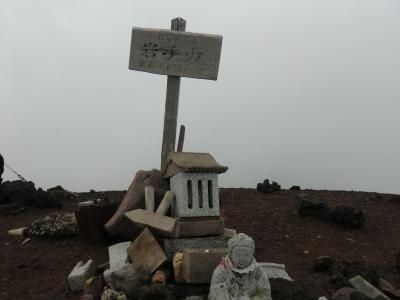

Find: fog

[1,1,399,193]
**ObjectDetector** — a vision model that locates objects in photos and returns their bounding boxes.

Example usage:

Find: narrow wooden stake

[145,186,155,212]
[156,191,174,216]
[177,125,185,152]
[161,17,187,171]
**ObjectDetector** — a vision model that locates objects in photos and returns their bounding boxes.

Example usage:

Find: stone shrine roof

[162,152,228,178]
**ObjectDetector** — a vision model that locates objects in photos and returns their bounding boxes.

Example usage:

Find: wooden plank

[155,191,174,215]
[144,186,155,212]
[127,228,167,278]
[129,27,222,80]
[124,209,178,238]
[160,18,186,171]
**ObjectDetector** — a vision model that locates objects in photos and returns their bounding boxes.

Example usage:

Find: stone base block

[183,248,228,283]
[177,217,224,238]
[161,236,228,260]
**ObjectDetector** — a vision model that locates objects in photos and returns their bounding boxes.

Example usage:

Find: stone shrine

[163,152,228,217]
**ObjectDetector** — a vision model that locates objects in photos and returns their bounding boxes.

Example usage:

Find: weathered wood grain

[129,27,222,80]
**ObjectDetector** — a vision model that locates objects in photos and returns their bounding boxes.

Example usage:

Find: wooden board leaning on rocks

[129,27,223,80]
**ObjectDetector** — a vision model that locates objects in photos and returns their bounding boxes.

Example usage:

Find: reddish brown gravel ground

[1,188,400,299]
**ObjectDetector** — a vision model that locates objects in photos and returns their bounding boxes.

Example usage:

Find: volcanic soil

[1,188,400,299]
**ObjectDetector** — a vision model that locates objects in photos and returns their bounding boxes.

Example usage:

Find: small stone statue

[208,233,272,300]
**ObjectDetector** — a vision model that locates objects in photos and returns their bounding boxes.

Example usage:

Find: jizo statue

[209,233,272,300]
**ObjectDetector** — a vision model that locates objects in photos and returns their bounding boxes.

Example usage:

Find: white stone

[349,275,390,300]
[258,262,292,281]
[108,242,130,270]
[170,172,219,217]
[67,259,96,291]
[317,297,328,300]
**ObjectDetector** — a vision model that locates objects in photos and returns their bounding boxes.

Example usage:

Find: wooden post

[177,125,185,152]
[160,18,186,170]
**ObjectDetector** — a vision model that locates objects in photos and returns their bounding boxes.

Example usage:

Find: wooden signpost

[129,18,223,170]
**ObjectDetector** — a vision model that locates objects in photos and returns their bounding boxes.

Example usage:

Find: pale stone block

[349,275,390,300]
[170,172,220,217]
[68,259,96,292]
[108,242,130,270]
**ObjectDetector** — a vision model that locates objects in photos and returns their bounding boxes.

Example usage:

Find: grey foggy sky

[1,1,399,193]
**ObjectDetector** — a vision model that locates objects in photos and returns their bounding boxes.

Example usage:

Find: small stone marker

[349,275,390,300]
[144,186,155,212]
[183,248,228,283]
[177,217,224,237]
[108,242,130,270]
[68,259,96,292]
[155,191,174,215]
[124,209,178,238]
[127,228,167,278]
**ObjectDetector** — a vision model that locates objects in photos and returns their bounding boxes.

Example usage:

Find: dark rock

[330,261,379,288]
[331,287,370,300]
[136,283,177,300]
[350,292,371,300]
[313,256,335,272]
[256,179,281,193]
[47,185,65,192]
[290,186,301,191]
[329,205,366,228]
[297,199,331,220]
[270,278,313,300]
[75,201,117,245]
[0,180,63,208]
[34,188,63,207]
[0,202,25,215]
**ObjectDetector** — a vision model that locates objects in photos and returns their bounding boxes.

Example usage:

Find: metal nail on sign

[129,28,223,80]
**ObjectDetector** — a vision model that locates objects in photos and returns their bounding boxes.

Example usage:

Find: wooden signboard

[129,28,223,80]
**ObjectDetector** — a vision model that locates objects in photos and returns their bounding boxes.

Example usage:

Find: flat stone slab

[125,209,178,238]
[258,262,292,281]
[161,236,228,260]
[108,242,131,270]
[183,248,228,283]
[349,275,390,300]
